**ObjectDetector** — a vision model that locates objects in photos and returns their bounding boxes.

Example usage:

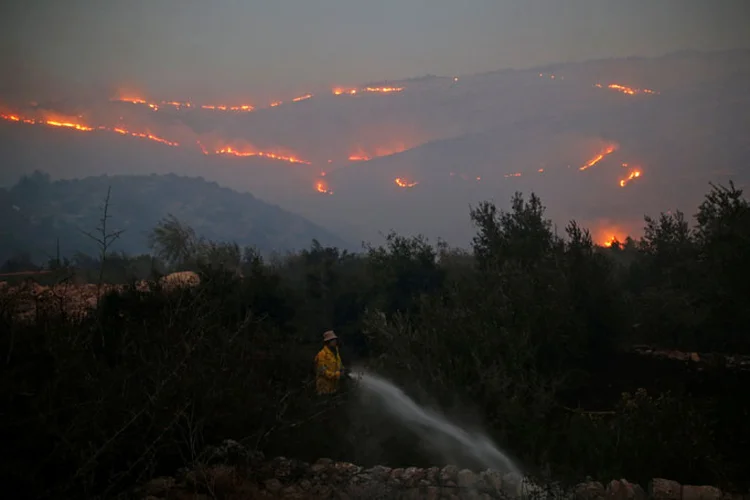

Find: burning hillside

[3,50,747,250]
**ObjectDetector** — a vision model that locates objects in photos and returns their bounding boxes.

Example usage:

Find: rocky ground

[136,440,745,500]
[0,271,199,321]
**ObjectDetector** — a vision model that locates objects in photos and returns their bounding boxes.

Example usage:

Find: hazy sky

[2,0,749,102]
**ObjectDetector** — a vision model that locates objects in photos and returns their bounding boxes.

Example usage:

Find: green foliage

[1,181,749,498]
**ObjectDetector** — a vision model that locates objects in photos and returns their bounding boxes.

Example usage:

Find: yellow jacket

[314,345,343,394]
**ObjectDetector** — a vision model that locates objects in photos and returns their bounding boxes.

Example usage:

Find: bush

[1,182,749,497]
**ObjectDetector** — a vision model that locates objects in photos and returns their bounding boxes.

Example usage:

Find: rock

[425,486,441,500]
[364,465,392,482]
[480,470,504,493]
[649,479,682,500]
[264,478,282,494]
[424,466,440,483]
[520,480,546,500]
[312,458,333,473]
[402,466,425,487]
[280,484,306,499]
[457,469,478,489]
[141,476,175,497]
[332,461,362,477]
[606,479,646,500]
[440,465,460,484]
[576,481,606,500]
[682,485,723,500]
[502,472,523,497]
[390,468,405,485]
[137,450,742,500]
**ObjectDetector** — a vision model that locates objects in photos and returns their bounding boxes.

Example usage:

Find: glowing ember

[595,83,659,96]
[594,224,629,247]
[394,177,418,188]
[315,179,333,195]
[269,101,282,107]
[112,96,160,110]
[504,172,522,178]
[348,154,371,161]
[333,88,358,96]
[580,144,618,171]
[161,101,192,109]
[348,142,411,162]
[113,127,179,146]
[603,235,621,247]
[364,86,404,93]
[1,110,182,147]
[201,104,254,112]
[209,145,311,164]
[619,169,642,187]
[292,93,313,103]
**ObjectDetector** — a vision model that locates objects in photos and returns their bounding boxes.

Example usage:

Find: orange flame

[348,142,411,162]
[619,169,642,187]
[595,83,659,96]
[592,224,630,248]
[112,96,160,110]
[269,101,282,107]
[207,144,311,164]
[580,144,618,171]
[161,100,192,109]
[504,172,522,178]
[2,112,94,132]
[602,235,621,248]
[201,104,254,112]
[45,119,94,132]
[394,177,418,188]
[333,88,358,96]
[292,93,313,103]
[348,154,371,161]
[364,86,404,93]
[315,179,333,195]
[1,110,181,147]
[112,127,179,146]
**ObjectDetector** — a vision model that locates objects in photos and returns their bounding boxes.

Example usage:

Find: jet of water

[351,370,521,475]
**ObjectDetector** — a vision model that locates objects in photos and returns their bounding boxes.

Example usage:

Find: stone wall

[0,272,200,321]
[137,440,747,500]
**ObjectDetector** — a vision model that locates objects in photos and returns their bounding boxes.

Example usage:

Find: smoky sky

[1,0,749,103]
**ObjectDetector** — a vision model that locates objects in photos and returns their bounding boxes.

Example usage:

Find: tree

[470,192,555,271]
[148,214,201,268]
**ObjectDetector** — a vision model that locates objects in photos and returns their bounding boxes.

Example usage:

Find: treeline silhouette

[1,183,749,498]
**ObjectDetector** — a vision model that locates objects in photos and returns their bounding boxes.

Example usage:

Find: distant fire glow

[201,104,254,112]
[364,86,404,93]
[580,144,618,171]
[205,144,311,164]
[315,179,333,195]
[595,83,659,96]
[593,224,630,248]
[395,177,418,188]
[619,169,642,187]
[1,111,182,147]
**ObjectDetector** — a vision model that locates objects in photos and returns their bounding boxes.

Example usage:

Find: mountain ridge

[0,172,352,262]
